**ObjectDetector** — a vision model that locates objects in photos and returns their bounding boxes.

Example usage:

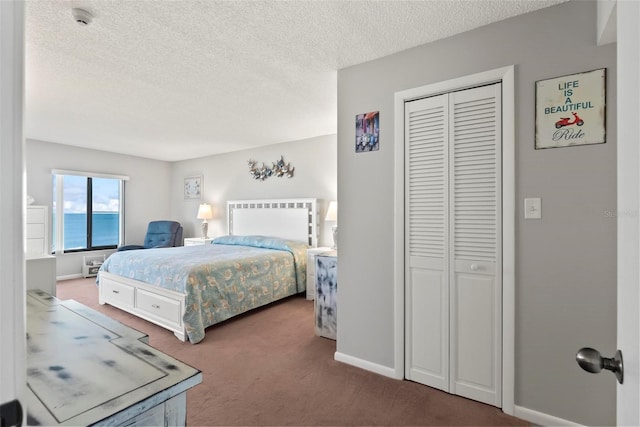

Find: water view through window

[53,175,122,252]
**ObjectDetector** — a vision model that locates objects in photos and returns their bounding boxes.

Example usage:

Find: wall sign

[535,68,606,149]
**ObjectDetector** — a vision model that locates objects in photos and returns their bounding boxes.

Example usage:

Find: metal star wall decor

[247,156,295,181]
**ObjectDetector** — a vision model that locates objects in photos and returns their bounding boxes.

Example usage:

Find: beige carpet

[56,278,528,427]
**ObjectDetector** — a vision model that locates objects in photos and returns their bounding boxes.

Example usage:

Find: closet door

[405,83,502,407]
[449,84,502,406]
[405,93,450,390]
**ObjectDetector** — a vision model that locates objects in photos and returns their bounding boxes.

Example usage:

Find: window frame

[52,169,128,254]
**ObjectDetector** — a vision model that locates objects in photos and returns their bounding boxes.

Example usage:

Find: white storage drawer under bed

[137,288,182,327]
[101,278,135,308]
[99,272,187,342]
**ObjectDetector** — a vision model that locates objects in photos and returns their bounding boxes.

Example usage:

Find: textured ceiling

[25,0,568,162]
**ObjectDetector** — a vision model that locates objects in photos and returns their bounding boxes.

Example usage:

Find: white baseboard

[514,405,583,426]
[333,354,583,426]
[334,351,401,379]
[56,274,83,281]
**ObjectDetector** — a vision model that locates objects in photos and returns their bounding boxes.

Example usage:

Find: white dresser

[26,205,49,254]
[26,205,56,296]
[306,247,332,300]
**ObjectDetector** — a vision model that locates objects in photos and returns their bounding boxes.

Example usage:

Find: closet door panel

[450,83,502,406]
[408,264,447,388]
[452,271,499,403]
[405,94,449,391]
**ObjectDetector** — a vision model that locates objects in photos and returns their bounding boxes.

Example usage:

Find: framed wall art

[535,68,606,149]
[184,175,202,200]
[356,111,379,153]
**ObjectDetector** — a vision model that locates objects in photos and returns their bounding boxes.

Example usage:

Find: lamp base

[201,221,209,239]
[331,225,338,250]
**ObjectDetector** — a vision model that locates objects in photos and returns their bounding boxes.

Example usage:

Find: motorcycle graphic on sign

[555,112,584,129]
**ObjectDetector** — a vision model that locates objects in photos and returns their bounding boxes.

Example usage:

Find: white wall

[337,1,616,425]
[25,139,173,278]
[25,135,337,278]
[170,134,337,247]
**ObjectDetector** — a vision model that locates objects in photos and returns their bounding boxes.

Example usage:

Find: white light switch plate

[524,197,542,219]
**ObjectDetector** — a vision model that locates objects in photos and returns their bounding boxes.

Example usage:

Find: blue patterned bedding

[99,235,308,343]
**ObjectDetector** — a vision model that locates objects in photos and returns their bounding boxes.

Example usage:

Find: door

[579,2,639,423]
[616,0,639,424]
[405,83,502,407]
[449,85,502,405]
[0,1,26,426]
[405,92,450,391]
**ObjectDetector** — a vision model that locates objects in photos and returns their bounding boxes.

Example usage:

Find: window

[52,170,128,253]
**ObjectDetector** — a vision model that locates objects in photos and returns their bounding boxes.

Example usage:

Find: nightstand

[306,247,332,300]
[184,237,214,246]
[315,250,337,340]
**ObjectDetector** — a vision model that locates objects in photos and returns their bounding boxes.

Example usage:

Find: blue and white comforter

[99,235,308,343]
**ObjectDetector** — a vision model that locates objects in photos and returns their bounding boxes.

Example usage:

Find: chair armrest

[150,243,174,249]
[117,245,146,251]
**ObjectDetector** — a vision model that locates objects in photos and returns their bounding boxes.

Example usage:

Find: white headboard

[227,198,318,247]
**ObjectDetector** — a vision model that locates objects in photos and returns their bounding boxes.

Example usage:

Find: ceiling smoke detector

[72,8,93,26]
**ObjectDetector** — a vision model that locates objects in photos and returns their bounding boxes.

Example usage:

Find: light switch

[524,197,542,219]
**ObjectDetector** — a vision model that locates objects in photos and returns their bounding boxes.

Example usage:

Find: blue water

[54,213,119,250]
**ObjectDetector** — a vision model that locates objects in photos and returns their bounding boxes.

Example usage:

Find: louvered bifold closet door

[449,83,502,406]
[405,93,450,391]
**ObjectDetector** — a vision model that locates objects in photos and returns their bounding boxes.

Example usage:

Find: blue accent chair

[117,220,183,251]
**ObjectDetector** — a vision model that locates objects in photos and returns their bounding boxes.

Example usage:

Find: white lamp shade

[325,201,337,222]
[197,203,213,220]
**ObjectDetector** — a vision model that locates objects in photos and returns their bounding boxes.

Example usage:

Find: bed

[98,198,318,343]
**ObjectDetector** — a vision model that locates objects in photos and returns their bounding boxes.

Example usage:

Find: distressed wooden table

[26,290,202,426]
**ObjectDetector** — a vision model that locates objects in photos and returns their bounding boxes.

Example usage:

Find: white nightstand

[306,247,332,300]
[184,237,214,246]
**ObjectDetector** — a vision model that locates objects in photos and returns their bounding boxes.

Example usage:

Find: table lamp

[197,203,213,238]
[325,201,337,249]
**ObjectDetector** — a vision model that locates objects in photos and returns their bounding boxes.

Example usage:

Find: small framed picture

[356,111,380,153]
[184,175,202,200]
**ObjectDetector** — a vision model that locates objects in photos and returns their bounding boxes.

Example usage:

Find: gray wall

[171,134,337,247]
[337,1,616,425]
[25,139,173,278]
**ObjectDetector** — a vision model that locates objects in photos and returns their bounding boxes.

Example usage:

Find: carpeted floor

[56,278,528,427]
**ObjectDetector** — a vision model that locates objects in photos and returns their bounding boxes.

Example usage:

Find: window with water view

[53,173,124,253]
